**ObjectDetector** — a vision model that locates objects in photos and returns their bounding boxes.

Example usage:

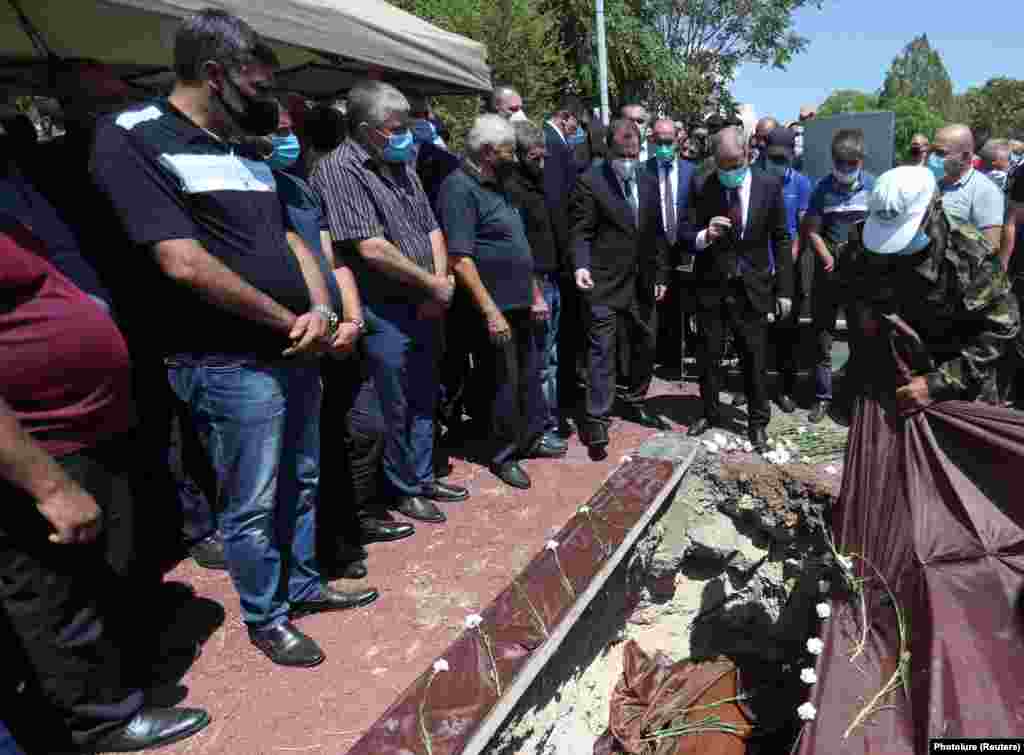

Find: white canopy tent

[0,0,491,99]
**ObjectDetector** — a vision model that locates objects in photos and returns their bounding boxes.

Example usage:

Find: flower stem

[418,670,437,755]
[476,628,502,697]
[550,549,576,601]
[512,578,550,639]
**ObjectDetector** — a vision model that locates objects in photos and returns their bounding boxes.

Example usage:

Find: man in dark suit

[646,118,698,372]
[686,126,793,451]
[570,119,672,453]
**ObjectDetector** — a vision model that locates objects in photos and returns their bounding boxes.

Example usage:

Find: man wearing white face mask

[570,119,671,455]
[800,129,876,423]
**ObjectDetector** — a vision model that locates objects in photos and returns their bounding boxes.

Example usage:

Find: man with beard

[92,8,378,669]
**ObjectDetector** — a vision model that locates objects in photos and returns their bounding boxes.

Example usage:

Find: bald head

[980,139,1011,172]
[933,124,975,182]
[935,124,974,154]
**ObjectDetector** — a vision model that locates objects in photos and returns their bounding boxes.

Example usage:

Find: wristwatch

[313,304,339,339]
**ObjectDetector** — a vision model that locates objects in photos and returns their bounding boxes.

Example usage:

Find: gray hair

[513,121,545,153]
[346,80,410,129]
[466,114,516,158]
[490,85,520,113]
[716,126,746,158]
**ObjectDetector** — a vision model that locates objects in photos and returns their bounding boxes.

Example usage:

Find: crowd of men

[2,6,1023,754]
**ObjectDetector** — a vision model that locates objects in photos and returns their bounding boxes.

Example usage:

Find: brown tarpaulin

[594,641,754,755]
[797,316,1024,754]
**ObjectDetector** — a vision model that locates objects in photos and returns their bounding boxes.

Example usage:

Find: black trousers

[471,308,547,465]
[697,281,771,429]
[0,439,144,753]
[319,354,387,557]
[584,299,657,423]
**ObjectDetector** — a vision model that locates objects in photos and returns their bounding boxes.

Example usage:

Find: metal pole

[595,0,610,126]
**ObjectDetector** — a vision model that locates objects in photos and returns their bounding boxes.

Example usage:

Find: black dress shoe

[189,535,226,571]
[335,542,370,561]
[435,459,454,478]
[732,393,748,408]
[528,436,568,459]
[358,517,415,543]
[541,432,569,451]
[290,585,379,618]
[422,481,470,503]
[336,561,368,580]
[777,394,797,414]
[580,420,609,448]
[394,496,446,523]
[749,426,769,453]
[557,417,577,438]
[491,461,531,489]
[248,621,325,667]
[687,417,714,437]
[621,406,672,430]
[84,706,211,752]
[808,400,830,424]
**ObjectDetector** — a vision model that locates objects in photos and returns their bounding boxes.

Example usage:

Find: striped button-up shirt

[312,138,438,306]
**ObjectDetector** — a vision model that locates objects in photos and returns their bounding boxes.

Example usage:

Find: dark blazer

[415,142,461,213]
[543,122,577,268]
[569,161,669,311]
[690,169,793,313]
[502,165,561,275]
[644,156,698,264]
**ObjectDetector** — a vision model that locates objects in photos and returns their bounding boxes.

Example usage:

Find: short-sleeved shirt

[939,169,1005,231]
[274,170,342,313]
[437,165,534,313]
[781,168,813,238]
[806,172,876,248]
[0,217,134,457]
[311,138,438,308]
[90,99,312,358]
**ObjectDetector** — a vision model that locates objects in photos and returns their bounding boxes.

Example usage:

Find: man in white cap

[840,165,1019,413]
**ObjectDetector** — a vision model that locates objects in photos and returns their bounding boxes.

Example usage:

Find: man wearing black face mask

[907,133,930,166]
[570,119,672,455]
[93,9,379,670]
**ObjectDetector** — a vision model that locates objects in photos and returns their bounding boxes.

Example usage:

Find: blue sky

[730,0,1019,124]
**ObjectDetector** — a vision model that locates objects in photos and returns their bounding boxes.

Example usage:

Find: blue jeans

[166,357,323,627]
[362,303,441,497]
[534,273,561,432]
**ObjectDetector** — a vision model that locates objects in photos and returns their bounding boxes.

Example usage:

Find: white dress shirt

[657,159,680,232]
[695,168,752,250]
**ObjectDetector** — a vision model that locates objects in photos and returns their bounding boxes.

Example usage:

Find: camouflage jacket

[844,194,1020,404]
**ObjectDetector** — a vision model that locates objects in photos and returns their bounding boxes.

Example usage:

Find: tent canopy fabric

[0,0,491,99]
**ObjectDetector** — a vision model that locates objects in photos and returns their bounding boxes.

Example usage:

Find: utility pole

[595,0,610,125]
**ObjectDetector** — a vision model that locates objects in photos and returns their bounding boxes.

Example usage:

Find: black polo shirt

[438,164,534,312]
[91,98,311,358]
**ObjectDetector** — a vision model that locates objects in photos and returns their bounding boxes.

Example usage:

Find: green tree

[879,34,955,118]
[393,0,570,148]
[959,78,1024,140]
[886,95,945,163]
[817,90,880,116]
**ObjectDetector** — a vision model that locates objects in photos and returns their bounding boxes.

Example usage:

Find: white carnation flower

[806,637,824,655]
[800,668,818,685]
[577,505,591,515]
[797,426,807,435]
[702,440,719,453]
[816,602,832,619]
[837,554,853,571]
[465,614,483,629]
[433,659,450,673]
[825,465,838,475]
[713,433,728,447]
[801,456,812,464]
[797,701,817,720]
[742,441,754,453]
[545,540,560,551]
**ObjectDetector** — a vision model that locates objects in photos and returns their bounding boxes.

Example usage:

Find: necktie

[727,187,744,276]
[624,178,638,226]
[662,165,677,244]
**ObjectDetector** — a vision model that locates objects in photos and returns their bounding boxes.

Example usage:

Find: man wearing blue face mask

[686,126,793,453]
[800,129,876,423]
[930,124,1004,253]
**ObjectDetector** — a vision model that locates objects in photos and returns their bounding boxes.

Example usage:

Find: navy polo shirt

[438,165,534,313]
[91,99,312,358]
[274,170,343,313]
[807,172,876,248]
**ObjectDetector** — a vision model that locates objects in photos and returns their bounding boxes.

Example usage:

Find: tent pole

[595,0,610,126]
[7,0,55,59]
